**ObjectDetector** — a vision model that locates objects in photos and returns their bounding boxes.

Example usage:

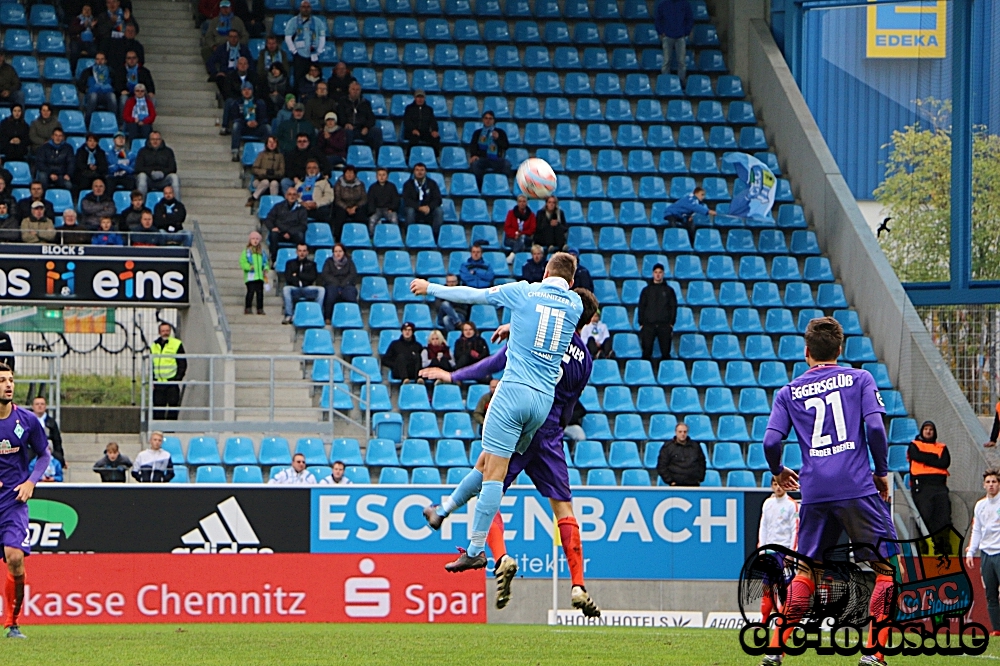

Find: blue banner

[311,487,745,580]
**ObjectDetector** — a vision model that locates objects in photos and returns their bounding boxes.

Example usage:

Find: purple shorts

[0,501,30,556]
[502,428,572,502]
[796,494,897,563]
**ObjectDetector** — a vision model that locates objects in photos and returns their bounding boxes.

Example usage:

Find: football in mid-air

[516,158,557,199]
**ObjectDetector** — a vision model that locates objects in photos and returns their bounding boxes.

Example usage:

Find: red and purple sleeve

[450,345,508,383]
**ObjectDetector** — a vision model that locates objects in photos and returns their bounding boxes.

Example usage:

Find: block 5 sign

[867,1,947,58]
[311,487,745,580]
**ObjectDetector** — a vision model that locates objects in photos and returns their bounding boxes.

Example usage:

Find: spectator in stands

[78,52,117,120]
[401,162,443,237]
[29,104,61,151]
[566,248,594,294]
[269,453,317,485]
[59,209,92,244]
[256,34,289,81]
[219,57,257,134]
[263,62,289,118]
[402,90,440,159]
[234,0,266,38]
[305,82,338,131]
[101,22,145,77]
[276,106,315,153]
[115,50,154,115]
[581,310,613,359]
[909,420,952,555]
[35,129,75,190]
[332,165,367,239]
[338,81,381,152]
[663,186,715,243]
[534,195,567,253]
[153,185,186,238]
[21,205,57,244]
[229,83,268,161]
[0,202,16,243]
[135,131,181,199]
[132,431,175,483]
[296,158,334,224]
[0,52,23,108]
[74,134,109,192]
[521,245,547,283]
[265,185,305,251]
[318,243,358,322]
[96,0,136,44]
[321,460,351,485]
[92,215,123,245]
[422,330,453,371]
[282,243,323,325]
[105,131,136,191]
[206,30,252,98]
[454,321,490,369]
[280,133,323,193]
[0,104,29,161]
[0,177,13,210]
[315,112,347,171]
[0,162,12,191]
[31,396,65,469]
[473,379,500,426]
[69,3,99,69]
[296,63,323,100]
[326,62,356,103]
[503,195,535,263]
[435,274,464,333]
[201,0,248,62]
[80,178,117,229]
[285,0,327,86]
[0,329,11,369]
[248,135,283,208]
[121,189,146,231]
[467,111,511,189]
[383,322,423,383]
[16,182,55,221]
[122,82,156,141]
[93,442,132,483]
[240,230,268,315]
[366,167,399,234]
[459,242,494,290]
[657,423,706,486]
[130,209,163,247]
[655,0,694,83]
[638,263,678,361]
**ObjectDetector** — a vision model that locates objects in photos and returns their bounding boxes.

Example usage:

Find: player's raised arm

[409,278,492,304]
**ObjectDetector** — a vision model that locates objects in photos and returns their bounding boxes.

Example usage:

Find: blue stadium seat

[677,125,707,150]
[574,440,608,468]
[399,439,434,467]
[803,257,834,282]
[609,440,642,469]
[223,437,258,466]
[668,386,701,413]
[704,386,736,413]
[686,282,717,307]
[776,335,806,362]
[196,466,226,484]
[160,437,185,465]
[590,359,622,385]
[739,127,768,151]
[689,360,722,386]
[781,445,803,471]
[790,230,821,256]
[726,471,757,488]
[696,101,724,124]
[712,442,745,470]
[360,276,390,301]
[258,437,291,466]
[765,308,796,334]
[293,438,328,465]
[738,388,771,415]
[302,329,335,356]
[365,438,400,467]
[844,336,878,363]
[753,362,786,389]
[674,255,705,280]
[187,437,221,465]
[411,467,441,484]
[741,335,775,361]
[292,302,325,329]
[817,283,849,309]
[378,467,409,484]
[442,412,476,438]
[783,283,815,308]
[755,152,782,175]
[232,465,264,484]
[706,256,737,281]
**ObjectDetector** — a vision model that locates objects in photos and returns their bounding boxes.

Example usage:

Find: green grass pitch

[1,624,991,665]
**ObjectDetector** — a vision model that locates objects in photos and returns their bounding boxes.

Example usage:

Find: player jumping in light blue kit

[409,252,583,572]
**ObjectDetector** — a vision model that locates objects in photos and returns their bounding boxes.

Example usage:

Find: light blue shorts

[481,380,553,458]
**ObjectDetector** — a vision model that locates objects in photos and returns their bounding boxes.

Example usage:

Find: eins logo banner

[866,1,947,59]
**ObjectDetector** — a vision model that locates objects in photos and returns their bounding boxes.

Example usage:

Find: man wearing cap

[382,322,423,383]
[256,34,289,80]
[34,128,74,190]
[338,81,382,152]
[276,104,315,153]
[122,82,156,141]
[285,0,327,87]
[316,112,347,170]
[402,90,440,159]
[638,263,678,361]
[202,0,248,63]
[230,82,269,161]
[305,82,337,130]
[77,52,117,120]
[206,29,252,98]
[114,50,155,119]
[20,200,56,244]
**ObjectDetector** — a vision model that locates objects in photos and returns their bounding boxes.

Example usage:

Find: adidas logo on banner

[173,497,274,554]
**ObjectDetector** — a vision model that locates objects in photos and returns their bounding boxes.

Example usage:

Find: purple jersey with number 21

[766,365,886,505]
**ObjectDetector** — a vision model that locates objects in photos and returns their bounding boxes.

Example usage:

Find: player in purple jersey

[759,318,896,666]
[0,363,52,639]
[419,288,600,617]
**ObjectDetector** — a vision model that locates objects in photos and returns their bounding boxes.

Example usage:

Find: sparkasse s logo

[174,497,274,554]
[93,261,185,300]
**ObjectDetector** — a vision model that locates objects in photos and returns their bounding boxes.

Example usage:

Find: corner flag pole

[551,514,561,624]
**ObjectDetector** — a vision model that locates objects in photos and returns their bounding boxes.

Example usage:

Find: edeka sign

[311,487,745,580]
[0,245,189,305]
[866,1,947,58]
[18,553,485,624]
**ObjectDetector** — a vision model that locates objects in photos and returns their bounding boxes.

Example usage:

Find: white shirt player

[758,494,799,550]
[967,493,1000,557]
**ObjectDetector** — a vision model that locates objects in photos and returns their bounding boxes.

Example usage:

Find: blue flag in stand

[723,152,776,222]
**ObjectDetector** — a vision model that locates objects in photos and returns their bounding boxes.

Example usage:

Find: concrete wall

[724,0,989,492]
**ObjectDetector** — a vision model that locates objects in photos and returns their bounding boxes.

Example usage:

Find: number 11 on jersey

[534,304,566,352]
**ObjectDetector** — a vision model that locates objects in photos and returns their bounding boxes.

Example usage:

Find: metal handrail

[189,219,232,352]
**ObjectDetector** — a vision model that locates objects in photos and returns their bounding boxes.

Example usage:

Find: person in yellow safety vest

[151,322,186,421]
[908,420,952,555]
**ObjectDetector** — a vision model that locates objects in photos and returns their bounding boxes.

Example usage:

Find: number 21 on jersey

[534,304,566,352]
[805,390,847,448]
